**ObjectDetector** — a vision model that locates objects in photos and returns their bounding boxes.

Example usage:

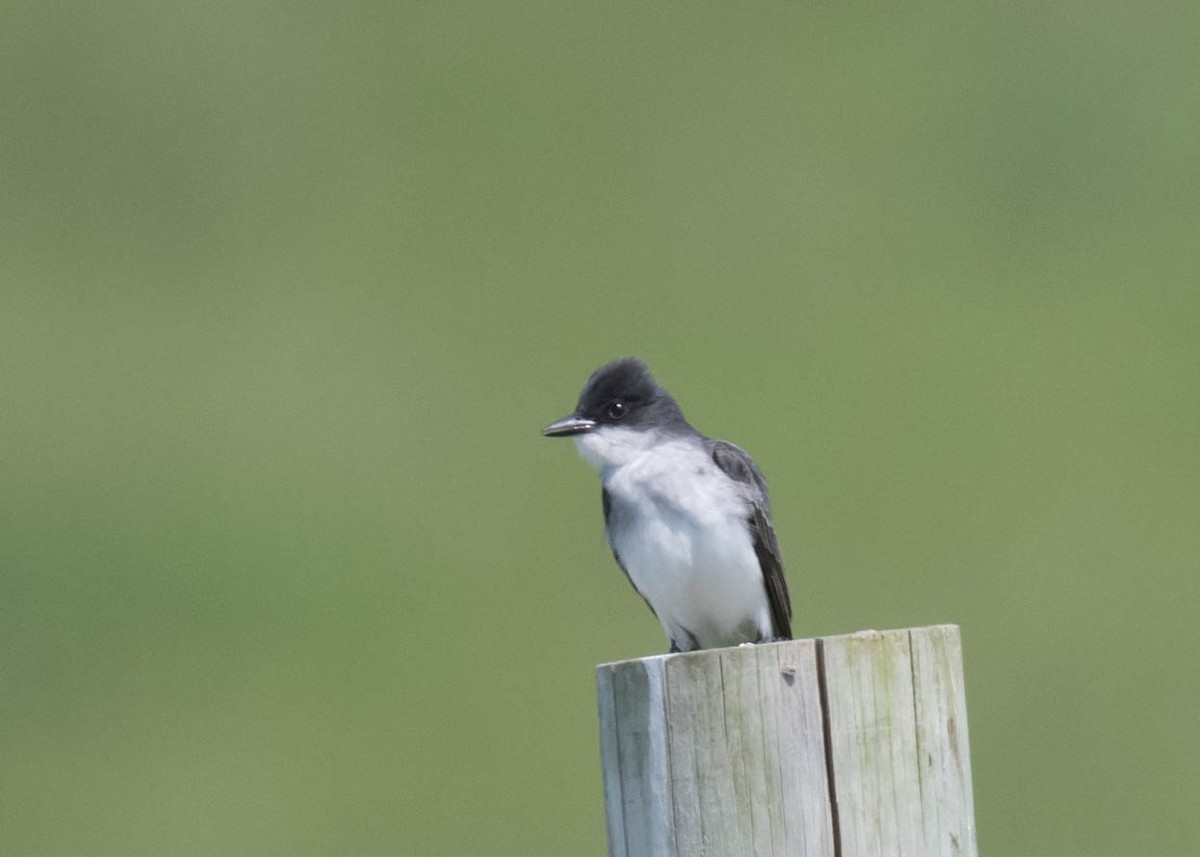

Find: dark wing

[710,440,792,639]
[602,487,658,620]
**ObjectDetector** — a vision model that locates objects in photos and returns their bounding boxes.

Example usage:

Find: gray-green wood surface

[596,625,977,857]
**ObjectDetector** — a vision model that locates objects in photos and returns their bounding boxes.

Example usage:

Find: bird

[542,357,791,653]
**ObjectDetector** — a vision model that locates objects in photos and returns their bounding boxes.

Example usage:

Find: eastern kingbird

[543,358,791,653]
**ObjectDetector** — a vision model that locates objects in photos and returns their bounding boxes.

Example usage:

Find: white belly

[598,437,772,650]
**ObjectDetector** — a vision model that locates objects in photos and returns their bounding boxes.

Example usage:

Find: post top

[595,623,961,671]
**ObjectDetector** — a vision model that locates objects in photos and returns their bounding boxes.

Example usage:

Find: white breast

[575,429,772,650]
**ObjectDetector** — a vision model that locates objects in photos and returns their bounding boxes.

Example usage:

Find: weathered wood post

[596,625,976,857]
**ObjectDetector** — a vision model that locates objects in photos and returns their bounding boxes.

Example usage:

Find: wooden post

[595,625,977,857]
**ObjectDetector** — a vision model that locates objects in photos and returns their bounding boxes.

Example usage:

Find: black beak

[542,414,597,437]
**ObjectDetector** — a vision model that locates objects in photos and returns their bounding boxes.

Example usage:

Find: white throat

[572,426,666,475]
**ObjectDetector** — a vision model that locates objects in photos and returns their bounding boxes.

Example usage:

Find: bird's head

[542,357,689,470]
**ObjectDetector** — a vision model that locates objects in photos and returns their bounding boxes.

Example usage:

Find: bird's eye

[606,401,626,419]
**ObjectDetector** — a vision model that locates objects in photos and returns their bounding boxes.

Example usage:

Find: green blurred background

[3,2,1197,854]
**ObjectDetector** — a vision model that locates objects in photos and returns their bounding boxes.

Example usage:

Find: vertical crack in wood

[907,629,930,850]
[613,671,630,857]
[718,652,730,853]
[597,666,628,857]
[662,659,681,857]
[770,646,790,854]
[815,638,843,857]
[762,647,782,857]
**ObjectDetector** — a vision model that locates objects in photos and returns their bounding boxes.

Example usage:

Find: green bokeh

[3,2,1198,854]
